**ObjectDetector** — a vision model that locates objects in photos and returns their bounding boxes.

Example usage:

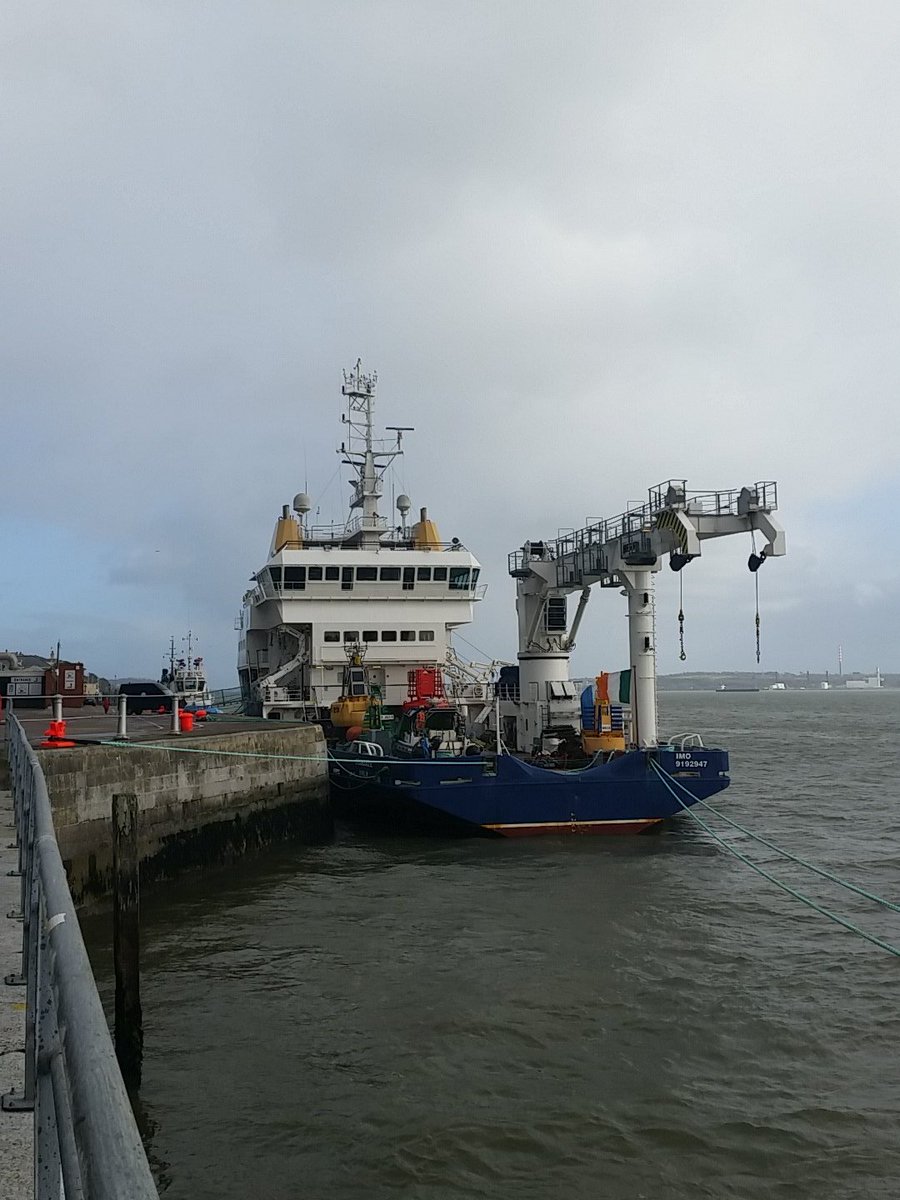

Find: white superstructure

[237,362,483,719]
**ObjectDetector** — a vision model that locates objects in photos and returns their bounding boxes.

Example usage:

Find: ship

[315,374,788,835]
[161,633,217,711]
[237,362,486,723]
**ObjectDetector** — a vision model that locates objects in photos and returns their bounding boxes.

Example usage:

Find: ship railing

[267,537,473,554]
[666,732,706,750]
[2,711,159,1198]
[261,687,309,705]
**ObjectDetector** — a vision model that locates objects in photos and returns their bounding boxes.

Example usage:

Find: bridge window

[419,630,435,642]
[325,566,339,581]
[341,567,353,591]
[416,567,432,581]
[343,630,359,642]
[381,630,397,642]
[362,630,378,642]
[283,566,306,590]
[357,566,377,581]
[400,630,416,642]
[308,566,323,581]
[380,567,401,581]
[323,631,340,643]
[269,567,282,587]
[433,567,447,581]
[403,567,415,591]
[449,567,471,590]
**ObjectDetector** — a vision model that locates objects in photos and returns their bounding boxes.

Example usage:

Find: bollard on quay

[117,693,128,740]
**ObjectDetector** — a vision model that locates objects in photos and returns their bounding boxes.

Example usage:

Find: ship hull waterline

[329,746,730,837]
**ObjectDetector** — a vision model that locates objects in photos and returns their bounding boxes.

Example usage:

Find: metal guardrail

[3,710,158,1199]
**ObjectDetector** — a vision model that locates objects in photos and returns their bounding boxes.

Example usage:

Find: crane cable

[650,760,900,958]
[677,570,687,661]
[751,530,761,663]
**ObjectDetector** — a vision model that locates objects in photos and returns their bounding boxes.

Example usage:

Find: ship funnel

[412,506,441,550]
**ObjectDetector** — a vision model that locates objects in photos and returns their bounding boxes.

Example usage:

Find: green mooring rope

[657,762,900,915]
[650,759,900,958]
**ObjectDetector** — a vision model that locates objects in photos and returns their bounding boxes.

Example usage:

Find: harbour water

[83,691,900,1199]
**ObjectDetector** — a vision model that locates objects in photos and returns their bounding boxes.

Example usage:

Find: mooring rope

[650,759,900,958]
[101,739,330,762]
[654,761,900,915]
[100,739,413,776]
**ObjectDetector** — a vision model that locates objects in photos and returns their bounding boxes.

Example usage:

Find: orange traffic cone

[40,719,77,749]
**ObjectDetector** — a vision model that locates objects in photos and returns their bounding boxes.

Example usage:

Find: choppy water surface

[85,691,900,1199]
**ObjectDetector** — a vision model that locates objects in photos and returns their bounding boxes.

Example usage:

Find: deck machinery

[506,481,785,753]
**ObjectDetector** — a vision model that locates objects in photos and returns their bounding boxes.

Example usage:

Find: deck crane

[506,480,785,752]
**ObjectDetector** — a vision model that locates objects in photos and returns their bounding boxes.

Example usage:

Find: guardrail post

[3,785,37,1111]
[170,695,180,735]
[52,694,63,722]
[117,692,128,740]
[35,912,64,1199]
[113,793,142,1089]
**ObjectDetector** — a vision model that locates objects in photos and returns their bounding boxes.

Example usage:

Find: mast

[339,361,410,547]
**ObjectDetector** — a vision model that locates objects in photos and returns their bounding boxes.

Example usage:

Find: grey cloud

[3,1,900,681]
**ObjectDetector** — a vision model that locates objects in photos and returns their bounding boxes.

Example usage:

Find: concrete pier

[0,756,33,1197]
[35,721,331,905]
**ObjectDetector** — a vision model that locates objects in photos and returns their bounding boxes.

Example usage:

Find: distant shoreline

[657,672,897,691]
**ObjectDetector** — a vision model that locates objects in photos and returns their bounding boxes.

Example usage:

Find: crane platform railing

[508,481,780,583]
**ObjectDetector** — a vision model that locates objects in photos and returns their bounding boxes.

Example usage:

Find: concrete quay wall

[37,724,330,905]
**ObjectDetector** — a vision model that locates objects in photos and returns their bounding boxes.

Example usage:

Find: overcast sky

[2,1,899,685]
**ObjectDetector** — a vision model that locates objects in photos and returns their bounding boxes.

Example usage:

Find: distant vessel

[717,685,760,693]
[768,682,786,690]
[161,633,215,710]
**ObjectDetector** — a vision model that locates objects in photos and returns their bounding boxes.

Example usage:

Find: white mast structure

[339,360,411,547]
[508,480,786,751]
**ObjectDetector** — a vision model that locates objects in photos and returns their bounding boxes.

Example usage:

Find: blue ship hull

[330,745,730,836]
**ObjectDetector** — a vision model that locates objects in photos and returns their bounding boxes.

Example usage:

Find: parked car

[117,681,174,715]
